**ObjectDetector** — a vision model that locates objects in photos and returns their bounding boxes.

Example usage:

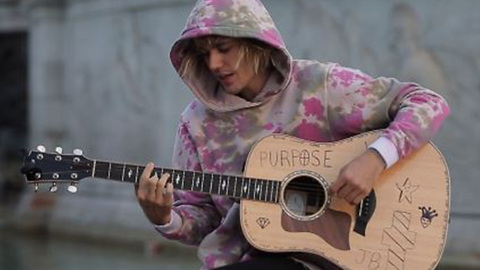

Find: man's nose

[207,50,222,71]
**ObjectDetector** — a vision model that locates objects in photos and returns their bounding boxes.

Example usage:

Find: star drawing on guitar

[396,178,419,203]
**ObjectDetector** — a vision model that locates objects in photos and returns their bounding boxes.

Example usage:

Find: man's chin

[222,87,240,96]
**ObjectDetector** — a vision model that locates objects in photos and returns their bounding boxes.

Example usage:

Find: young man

[135,0,450,269]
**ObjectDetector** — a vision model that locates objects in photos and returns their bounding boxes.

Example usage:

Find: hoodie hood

[170,0,292,112]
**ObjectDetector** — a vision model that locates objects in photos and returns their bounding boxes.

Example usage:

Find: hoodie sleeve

[326,64,450,159]
[156,119,222,246]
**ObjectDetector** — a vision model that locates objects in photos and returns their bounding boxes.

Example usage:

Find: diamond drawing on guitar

[256,217,270,229]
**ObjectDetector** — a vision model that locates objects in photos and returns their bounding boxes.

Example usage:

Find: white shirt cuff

[368,137,399,169]
[153,210,182,234]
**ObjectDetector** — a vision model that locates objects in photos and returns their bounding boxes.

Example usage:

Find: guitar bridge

[354,190,377,236]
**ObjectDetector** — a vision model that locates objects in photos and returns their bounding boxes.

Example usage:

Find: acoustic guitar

[21,131,450,270]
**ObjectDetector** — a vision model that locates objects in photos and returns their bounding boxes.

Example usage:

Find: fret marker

[176,175,181,184]
[256,186,260,193]
[128,170,133,178]
[222,181,226,190]
[244,185,248,193]
[196,177,201,187]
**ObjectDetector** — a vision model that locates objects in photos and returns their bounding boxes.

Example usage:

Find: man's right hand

[135,162,174,225]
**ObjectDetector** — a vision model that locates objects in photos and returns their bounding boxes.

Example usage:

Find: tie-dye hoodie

[159,0,450,269]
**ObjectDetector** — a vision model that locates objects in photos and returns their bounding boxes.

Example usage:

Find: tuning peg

[49,182,58,193]
[55,147,63,154]
[37,145,46,153]
[34,183,39,193]
[67,183,78,194]
[73,149,83,156]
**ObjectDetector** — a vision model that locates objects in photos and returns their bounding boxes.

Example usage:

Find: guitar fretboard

[92,160,280,203]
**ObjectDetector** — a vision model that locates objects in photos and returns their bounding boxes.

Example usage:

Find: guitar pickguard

[281,208,352,250]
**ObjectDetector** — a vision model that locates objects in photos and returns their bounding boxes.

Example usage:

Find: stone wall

[3,0,480,255]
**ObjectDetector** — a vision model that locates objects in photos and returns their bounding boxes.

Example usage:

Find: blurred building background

[0,0,479,269]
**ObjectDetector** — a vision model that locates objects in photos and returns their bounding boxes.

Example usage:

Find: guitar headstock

[21,146,93,193]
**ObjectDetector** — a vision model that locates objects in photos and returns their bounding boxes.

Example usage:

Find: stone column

[24,0,69,149]
[11,0,66,231]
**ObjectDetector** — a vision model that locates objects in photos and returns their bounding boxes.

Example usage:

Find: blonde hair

[179,36,273,80]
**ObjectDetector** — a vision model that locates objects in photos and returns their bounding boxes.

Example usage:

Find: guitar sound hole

[282,173,329,220]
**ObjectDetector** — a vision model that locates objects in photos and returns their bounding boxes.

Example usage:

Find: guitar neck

[91,160,280,203]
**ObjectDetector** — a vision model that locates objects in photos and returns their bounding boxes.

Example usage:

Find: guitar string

[74,161,326,186]
[91,169,324,190]
[41,159,327,191]
[43,161,329,188]
[38,168,326,191]
[35,180,325,202]
[35,171,325,202]
[36,164,327,201]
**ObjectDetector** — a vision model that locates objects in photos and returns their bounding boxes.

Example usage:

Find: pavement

[1,203,480,270]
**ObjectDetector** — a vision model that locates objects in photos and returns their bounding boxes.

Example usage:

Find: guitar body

[241,132,450,270]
